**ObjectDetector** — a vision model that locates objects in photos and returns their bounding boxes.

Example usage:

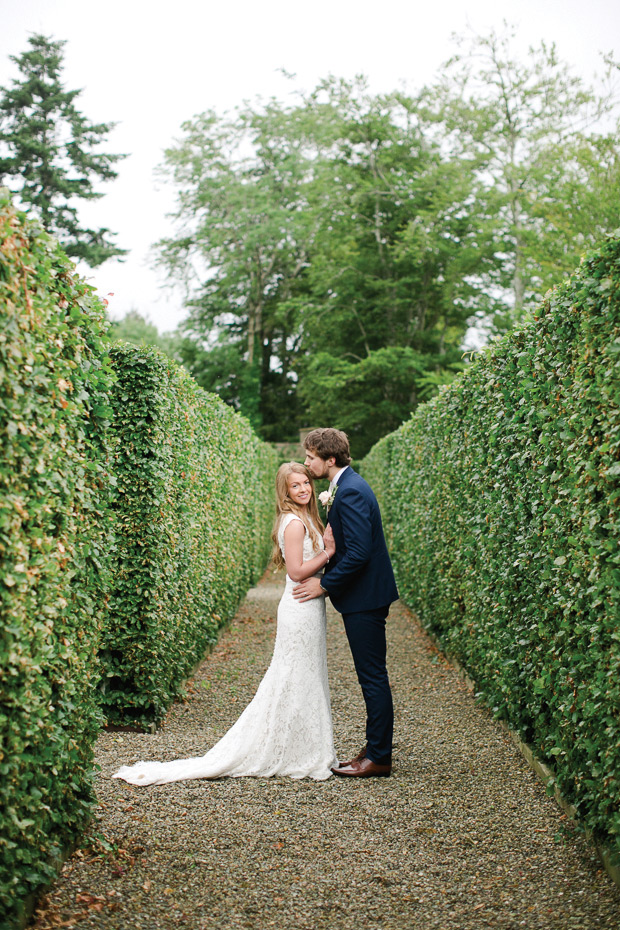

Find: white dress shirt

[330,465,349,490]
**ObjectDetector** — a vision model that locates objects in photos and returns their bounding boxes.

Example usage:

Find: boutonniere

[318,486,337,511]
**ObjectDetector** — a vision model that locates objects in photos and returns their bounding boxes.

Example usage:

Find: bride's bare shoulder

[277,512,304,534]
[281,514,305,533]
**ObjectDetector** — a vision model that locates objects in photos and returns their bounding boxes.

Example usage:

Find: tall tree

[294,79,481,454]
[155,104,318,438]
[109,309,182,360]
[155,80,477,449]
[155,42,620,451]
[0,34,126,266]
[423,26,618,329]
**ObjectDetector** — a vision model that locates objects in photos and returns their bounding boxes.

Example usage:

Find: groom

[293,428,398,777]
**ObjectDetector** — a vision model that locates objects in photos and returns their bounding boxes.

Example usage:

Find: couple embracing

[113,428,398,786]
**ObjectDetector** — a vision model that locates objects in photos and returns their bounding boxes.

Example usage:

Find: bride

[112,462,338,784]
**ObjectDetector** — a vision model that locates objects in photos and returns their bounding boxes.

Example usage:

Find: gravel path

[32,568,620,930]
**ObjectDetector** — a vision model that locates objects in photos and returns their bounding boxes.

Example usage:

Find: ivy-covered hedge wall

[101,343,278,728]
[363,233,620,857]
[0,196,114,925]
[1,198,279,923]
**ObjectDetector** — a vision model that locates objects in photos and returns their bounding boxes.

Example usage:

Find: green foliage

[423,26,618,329]
[0,34,126,267]
[101,343,278,727]
[299,347,465,459]
[0,194,114,925]
[363,233,620,856]
[108,309,183,360]
[156,34,620,447]
[155,77,481,444]
[173,340,265,434]
[0,199,278,923]
[108,309,161,347]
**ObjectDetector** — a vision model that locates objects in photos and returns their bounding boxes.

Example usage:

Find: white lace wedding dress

[112,514,337,784]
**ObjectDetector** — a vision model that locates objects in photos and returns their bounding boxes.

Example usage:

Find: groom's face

[304,449,333,479]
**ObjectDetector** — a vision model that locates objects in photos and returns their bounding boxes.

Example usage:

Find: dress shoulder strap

[278,512,306,559]
[279,512,305,534]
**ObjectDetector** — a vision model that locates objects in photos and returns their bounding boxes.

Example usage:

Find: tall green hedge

[101,343,278,728]
[0,199,278,924]
[0,196,114,925]
[363,233,620,856]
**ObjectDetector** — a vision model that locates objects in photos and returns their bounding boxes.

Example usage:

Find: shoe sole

[331,769,391,778]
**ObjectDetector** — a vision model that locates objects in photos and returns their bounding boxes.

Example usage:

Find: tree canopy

[109,309,182,361]
[0,34,126,267]
[155,28,619,454]
[423,26,619,331]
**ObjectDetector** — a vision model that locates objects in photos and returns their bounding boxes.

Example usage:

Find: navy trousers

[342,606,393,765]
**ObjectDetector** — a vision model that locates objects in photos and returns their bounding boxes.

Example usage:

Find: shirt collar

[330,465,349,488]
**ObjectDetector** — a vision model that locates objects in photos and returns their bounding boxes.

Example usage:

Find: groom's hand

[292,577,325,601]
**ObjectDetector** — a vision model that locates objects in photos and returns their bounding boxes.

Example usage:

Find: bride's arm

[283,521,334,582]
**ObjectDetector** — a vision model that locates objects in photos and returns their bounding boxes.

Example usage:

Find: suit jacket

[321,467,398,614]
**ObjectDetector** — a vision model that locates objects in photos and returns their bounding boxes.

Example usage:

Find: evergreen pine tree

[0,34,126,266]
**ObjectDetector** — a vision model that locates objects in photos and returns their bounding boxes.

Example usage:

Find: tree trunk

[510,187,525,316]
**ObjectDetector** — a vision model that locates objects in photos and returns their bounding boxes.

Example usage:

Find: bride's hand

[323,524,336,560]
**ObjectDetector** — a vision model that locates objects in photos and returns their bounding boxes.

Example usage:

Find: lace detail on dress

[113,513,336,784]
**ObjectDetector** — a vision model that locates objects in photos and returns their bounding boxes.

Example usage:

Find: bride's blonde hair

[271,462,325,569]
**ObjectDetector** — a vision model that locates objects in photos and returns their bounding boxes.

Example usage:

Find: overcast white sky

[1,0,618,332]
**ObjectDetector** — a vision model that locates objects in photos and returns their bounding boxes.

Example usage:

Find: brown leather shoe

[338,745,367,768]
[331,757,391,778]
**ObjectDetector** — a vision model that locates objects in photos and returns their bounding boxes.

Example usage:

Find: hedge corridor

[2,199,619,927]
[101,343,277,728]
[362,231,620,863]
[0,196,278,928]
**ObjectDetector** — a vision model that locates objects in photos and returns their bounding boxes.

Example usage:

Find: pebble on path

[30,568,620,930]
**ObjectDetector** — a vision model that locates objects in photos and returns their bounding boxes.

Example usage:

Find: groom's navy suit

[320,467,398,765]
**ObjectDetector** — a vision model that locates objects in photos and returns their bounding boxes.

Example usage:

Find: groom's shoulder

[342,468,373,496]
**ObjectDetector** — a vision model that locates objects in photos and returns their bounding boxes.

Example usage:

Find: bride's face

[287,472,313,508]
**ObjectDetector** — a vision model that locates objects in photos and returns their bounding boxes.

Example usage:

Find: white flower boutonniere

[319,486,337,511]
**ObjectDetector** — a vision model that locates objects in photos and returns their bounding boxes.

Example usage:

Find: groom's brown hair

[303,428,352,467]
